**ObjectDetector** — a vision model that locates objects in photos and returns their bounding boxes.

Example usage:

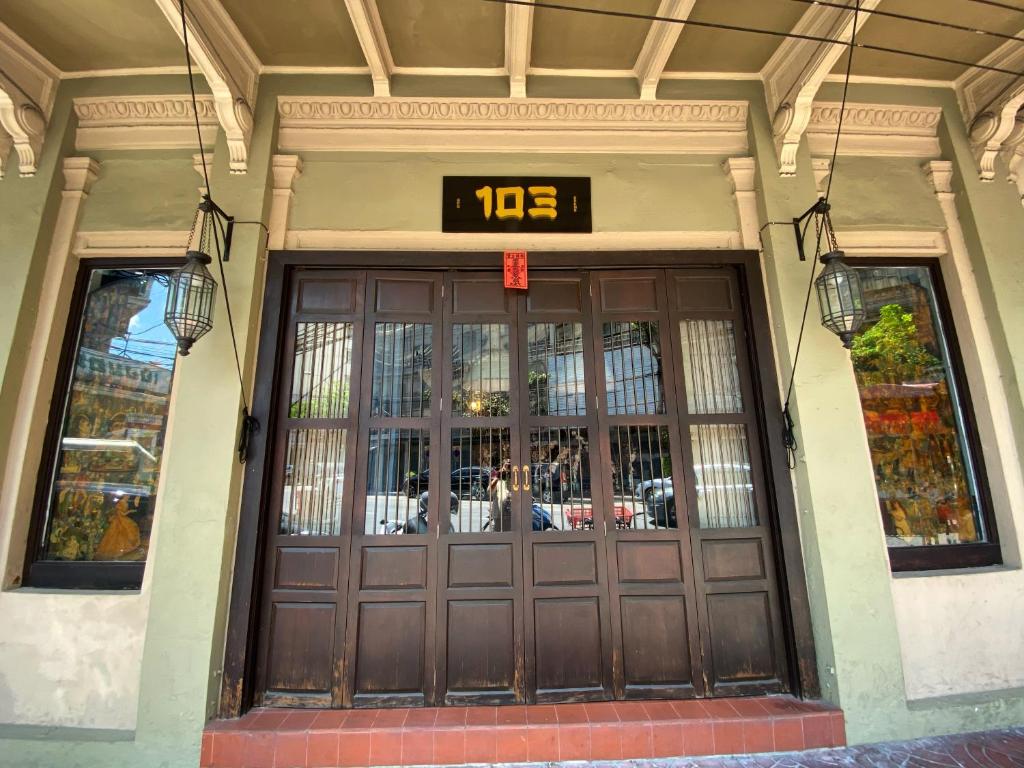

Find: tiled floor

[201,697,845,768]
[575,726,1024,767]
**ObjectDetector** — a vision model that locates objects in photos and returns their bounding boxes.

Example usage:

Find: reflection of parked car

[643,464,753,528]
[530,462,591,502]
[403,466,490,499]
[633,478,671,501]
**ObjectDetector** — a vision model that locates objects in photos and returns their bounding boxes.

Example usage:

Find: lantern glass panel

[164,255,217,354]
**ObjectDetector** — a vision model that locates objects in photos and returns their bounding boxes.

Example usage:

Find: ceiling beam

[343,0,394,97]
[956,31,1024,181]
[634,0,695,101]
[152,0,260,173]
[762,0,881,177]
[505,1,535,98]
[0,20,58,177]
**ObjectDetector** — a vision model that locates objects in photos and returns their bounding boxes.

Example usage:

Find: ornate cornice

[277,96,749,154]
[762,0,882,176]
[805,102,942,159]
[73,95,218,151]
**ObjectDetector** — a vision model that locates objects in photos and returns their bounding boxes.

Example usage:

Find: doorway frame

[218,249,820,718]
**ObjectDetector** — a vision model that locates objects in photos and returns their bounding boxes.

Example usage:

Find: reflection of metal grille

[291,322,353,419]
[452,324,510,417]
[365,428,429,535]
[449,427,509,533]
[527,322,586,416]
[609,425,673,530]
[371,323,432,417]
[280,428,346,536]
[602,321,664,415]
[530,426,589,531]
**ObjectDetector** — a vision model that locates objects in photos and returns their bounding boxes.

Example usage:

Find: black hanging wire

[179,0,260,463]
[479,0,1024,80]
[779,0,861,469]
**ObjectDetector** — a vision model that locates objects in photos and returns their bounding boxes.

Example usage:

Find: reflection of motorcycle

[482,502,557,531]
[382,491,458,535]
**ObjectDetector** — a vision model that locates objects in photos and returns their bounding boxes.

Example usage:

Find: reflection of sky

[107,277,178,369]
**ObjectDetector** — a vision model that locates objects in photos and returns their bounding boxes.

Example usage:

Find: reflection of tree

[290,383,350,418]
[451,388,510,417]
[851,304,940,386]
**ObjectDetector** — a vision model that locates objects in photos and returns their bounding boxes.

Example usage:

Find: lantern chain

[179,0,259,463]
[779,0,860,469]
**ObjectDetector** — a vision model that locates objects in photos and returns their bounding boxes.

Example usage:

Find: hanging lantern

[814,249,866,349]
[165,199,219,356]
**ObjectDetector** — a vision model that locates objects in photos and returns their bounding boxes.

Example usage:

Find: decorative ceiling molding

[955,30,1024,181]
[0,20,59,177]
[634,0,696,101]
[343,0,394,97]
[277,97,749,155]
[504,1,535,99]
[73,95,218,151]
[805,102,942,159]
[761,0,881,177]
[152,0,260,174]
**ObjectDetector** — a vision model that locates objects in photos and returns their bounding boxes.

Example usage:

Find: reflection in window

[530,427,590,532]
[528,323,586,416]
[690,424,756,528]
[366,428,429,535]
[448,427,510,533]
[452,324,510,417]
[603,321,665,415]
[679,320,743,414]
[609,425,674,529]
[851,266,986,548]
[370,323,431,417]
[281,429,346,535]
[290,322,353,418]
[38,268,177,564]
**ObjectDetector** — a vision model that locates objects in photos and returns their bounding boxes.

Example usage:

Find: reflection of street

[363,494,674,533]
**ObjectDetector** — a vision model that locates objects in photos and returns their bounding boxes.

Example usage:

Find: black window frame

[23,257,182,590]
[850,257,1001,572]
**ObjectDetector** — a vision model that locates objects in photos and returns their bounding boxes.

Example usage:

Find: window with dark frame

[850,261,999,572]
[25,262,180,590]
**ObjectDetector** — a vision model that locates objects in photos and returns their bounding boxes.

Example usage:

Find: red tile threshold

[200,695,845,767]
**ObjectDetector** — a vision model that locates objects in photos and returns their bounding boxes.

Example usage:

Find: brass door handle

[521,464,531,492]
[511,465,520,492]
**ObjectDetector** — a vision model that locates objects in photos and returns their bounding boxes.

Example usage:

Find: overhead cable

[480,0,1024,78]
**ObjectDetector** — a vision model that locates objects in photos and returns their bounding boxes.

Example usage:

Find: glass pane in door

[608,425,675,530]
[291,322,354,418]
[280,428,347,535]
[690,424,756,528]
[529,427,591,532]
[370,323,432,418]
[448,427,511,533]
[679,320,743,414]
[364,428,430,534]
[603,321,665,415]
[452,324,510,417]
[527,322,586,416]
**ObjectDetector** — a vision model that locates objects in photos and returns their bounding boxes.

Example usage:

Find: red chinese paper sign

[503,250,528,290]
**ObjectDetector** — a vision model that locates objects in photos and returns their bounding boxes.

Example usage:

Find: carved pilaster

[722,157,758,250]
[504,1,534,99]
[268,155,303,250]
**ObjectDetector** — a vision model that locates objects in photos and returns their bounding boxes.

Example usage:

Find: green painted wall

[289,152,738,233]
[2,74,1024,768]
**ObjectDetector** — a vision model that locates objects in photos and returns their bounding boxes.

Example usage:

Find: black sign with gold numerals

[442,176,592,233]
